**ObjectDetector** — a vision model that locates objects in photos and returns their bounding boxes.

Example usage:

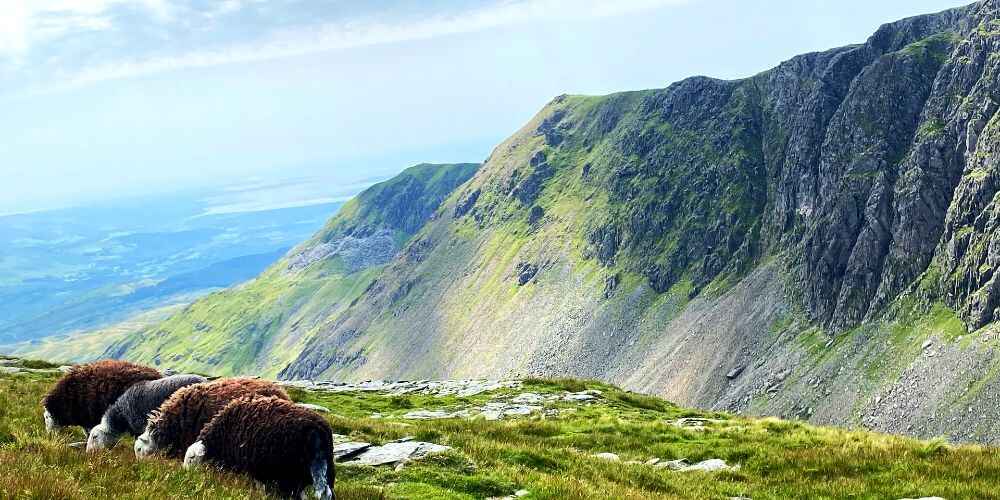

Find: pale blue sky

[0,0,971,214]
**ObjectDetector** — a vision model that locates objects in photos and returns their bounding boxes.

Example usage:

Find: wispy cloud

[1,0,689,95]
[0,0,171,58]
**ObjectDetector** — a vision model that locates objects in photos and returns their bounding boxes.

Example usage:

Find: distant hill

[96,163,480,377]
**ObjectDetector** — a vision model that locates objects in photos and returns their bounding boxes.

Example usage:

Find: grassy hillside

[2,358,1000,499]
[87,163,479,378]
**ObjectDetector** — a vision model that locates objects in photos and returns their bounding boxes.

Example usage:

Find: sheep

[42,360,161,435]
[184,396,335,500]
[135,377,290,459]
[87,374,207,452]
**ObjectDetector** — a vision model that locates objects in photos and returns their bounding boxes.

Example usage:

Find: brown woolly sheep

[135,378,289,459]
[184,396,334,500]
[42,360,161,434]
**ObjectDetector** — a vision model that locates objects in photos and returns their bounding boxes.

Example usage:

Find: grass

[4,367,1000,499]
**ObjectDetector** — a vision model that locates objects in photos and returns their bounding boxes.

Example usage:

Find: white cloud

[0,0,174,57]
[35,0,689,91]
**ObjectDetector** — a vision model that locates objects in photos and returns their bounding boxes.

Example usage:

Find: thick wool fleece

[43,360,161,430]
[104,374,207,437]
[194,396,335,498]
[145,378,289,458]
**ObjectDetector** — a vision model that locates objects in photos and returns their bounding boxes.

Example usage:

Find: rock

[678,459,736,472]
[643,458,660,466]
[343,441,451,466]
[655,459,690,470]
[478,403,541,420]
[487,490,530,500]
[403,410,454,420]
[670,417,716,430]
[333,442,372,461]
[511,392,545,404]
[563,391,598,402]
[726,366,745,379]
[921,340,933,350]
[593,452,620,461]
[296,403,331,413]
[515,262,539,285]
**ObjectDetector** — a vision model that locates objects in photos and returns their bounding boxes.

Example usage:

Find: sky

[0,0,972,215]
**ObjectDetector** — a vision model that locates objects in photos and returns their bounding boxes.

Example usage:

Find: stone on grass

[511,392,545,404]
[678,459,736,472]
[296,403,331,413]
[343,441,451,466]
[593,452,620,461]
[333,442,372,461]
[655,459,690,470]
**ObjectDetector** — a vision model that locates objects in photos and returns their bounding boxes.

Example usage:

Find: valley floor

[1,356,999,499]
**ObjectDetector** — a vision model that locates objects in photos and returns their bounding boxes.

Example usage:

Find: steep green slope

[276,2,1000,442]
[99,163,478,377]
[5,359,1000,499]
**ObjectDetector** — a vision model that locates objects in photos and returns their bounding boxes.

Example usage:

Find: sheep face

[183,440,207,469]
[43,408,62,433]
[86,418,120,452]
[134,430,158,458]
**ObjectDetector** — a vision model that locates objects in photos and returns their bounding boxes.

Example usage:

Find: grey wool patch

[104,374,207,438]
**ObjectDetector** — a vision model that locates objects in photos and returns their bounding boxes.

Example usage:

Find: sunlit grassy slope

[71,163,480,378]
[2,357,999,499]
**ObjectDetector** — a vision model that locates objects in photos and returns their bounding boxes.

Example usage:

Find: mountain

[268,2,1000,441]
[97,163,480,377]
[96,2,1000,442]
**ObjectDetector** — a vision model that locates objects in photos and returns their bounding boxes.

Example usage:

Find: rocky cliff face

[271,2,1000,442]
[100,163,478,377]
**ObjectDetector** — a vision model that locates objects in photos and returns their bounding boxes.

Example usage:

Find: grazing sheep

[42,360,161,435]
[87,374,207,452]
[184,396,334,500]
[135,378,289,459]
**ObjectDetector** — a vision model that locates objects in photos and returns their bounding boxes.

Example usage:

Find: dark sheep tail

[308,431,334,500]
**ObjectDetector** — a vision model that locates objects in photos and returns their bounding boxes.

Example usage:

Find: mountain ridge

[32,1,1000,443]
[272,1,1000,442]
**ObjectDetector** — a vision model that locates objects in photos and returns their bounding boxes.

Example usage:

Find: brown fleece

[197,396,335,497]
[42,360,161,430]
[146,378,289,458]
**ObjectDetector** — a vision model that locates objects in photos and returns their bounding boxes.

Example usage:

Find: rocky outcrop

[266,1,1000,443]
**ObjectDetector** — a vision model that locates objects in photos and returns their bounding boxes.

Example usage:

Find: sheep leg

[310,454,333,500]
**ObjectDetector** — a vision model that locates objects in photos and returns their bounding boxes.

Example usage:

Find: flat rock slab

[678,459,736,472]
[510,392,546,404]
[333,442,372,461]
[479,403,542,420]
[341,441,451,466]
